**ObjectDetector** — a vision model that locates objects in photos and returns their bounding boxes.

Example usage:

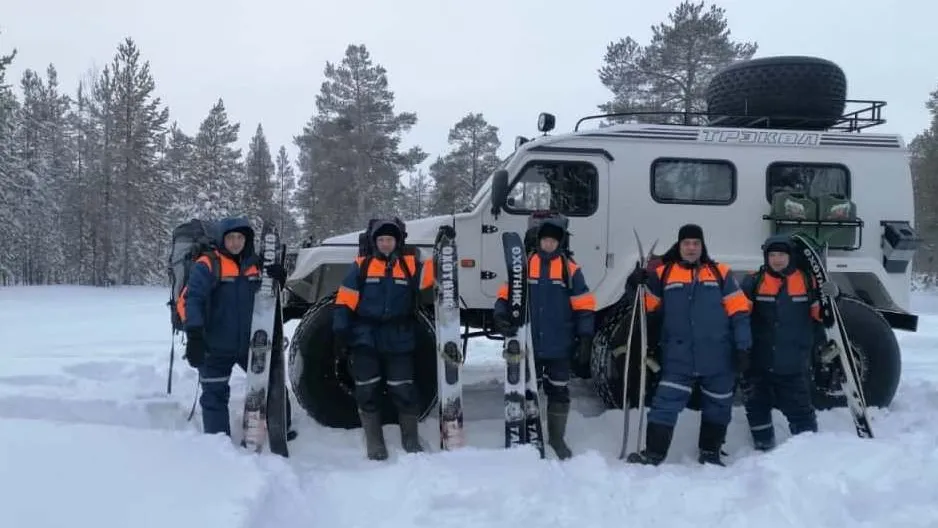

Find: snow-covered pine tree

[162,122,194,227]
[64,72,104,284]
[294,44,426,239]
[910,88,938,283]
[188,98,242,220]
[0,39,20,284]
[598,0,757,124]
[243,123,276,227]
[429,112,501,215]
[108,38,170,285]
[401,168,433,220]
[15,65,72,284]
[275,145,301,244]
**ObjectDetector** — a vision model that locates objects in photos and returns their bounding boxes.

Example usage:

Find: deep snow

[1,285,937,527]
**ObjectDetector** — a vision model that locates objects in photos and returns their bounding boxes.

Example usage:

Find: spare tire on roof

[705,56,848,130]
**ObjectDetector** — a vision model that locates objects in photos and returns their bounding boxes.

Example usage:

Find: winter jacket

[183,217,261,355]
[494,249,596,360]
[333,251,434,354]
[643,247,752,376]
[741,245,825,375]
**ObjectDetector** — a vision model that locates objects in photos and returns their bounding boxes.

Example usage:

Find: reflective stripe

[659,380,692,393]
[701,387,734,400]
[544,376,568,387]
[355,376,381,386]
[387,379,413,386]
[750,422,774,432]
[200,376,230,384]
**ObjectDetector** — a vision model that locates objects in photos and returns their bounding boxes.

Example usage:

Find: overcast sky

[4,0,938,171]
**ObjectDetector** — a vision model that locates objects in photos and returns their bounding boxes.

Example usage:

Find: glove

[334,332,349,361]
[265,263,286,284]
[626,263,650,288]
[576,337,592,364]
[735,348,751,374]
[184,330,206,369]
[819,280,840,298]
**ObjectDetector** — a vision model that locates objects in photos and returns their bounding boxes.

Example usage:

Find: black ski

[434,225,465,450]
[791,233,873,438]
[265,241,290,457]
[502,232,528,449]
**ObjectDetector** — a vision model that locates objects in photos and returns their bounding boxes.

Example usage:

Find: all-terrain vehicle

[281,56,922,429]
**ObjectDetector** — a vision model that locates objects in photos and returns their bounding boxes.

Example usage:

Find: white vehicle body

[285,121,919,332]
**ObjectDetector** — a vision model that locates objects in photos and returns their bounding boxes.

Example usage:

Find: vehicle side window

[765,162,850,202]
[650,158,736,205]
[505,160,599,216]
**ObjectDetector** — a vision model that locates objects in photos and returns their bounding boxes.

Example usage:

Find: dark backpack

[354,217,420,311]
[524,212,575,290]
[167,219,221,332]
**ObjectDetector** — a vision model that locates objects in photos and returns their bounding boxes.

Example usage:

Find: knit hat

[678,223,704,242]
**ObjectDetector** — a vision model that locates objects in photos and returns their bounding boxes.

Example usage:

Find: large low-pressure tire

[705,56,848,130]
[812,296,902,410]
[287,294,439,429]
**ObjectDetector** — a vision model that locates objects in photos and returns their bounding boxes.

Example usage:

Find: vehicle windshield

[462,152,515,212]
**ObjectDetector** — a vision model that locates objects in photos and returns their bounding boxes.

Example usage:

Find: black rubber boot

[698,421,728,466]
[753,438,775,452]
[626,422,674,466]
[399,413,424,454]
[547,402,573,460]
[359,409,388,461]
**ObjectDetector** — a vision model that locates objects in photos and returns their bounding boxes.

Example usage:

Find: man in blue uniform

[493,216,596,459]
[181,217,295,440]
[627,223,752,466]
[739,234,836,450]
[333,219,435,461]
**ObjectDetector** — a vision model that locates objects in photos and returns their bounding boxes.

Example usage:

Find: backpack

[524,212,575,290]
[167,219,221,332]
[354,217,420,312]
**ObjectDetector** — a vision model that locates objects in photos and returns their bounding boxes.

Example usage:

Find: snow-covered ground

[1,286,937,527]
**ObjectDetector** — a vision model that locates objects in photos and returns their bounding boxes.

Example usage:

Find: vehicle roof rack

[574,100,887,134]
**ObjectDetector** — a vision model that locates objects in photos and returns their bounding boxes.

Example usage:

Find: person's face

[376,235,397,254]
[767,251,790,272]
[224,231,246,255]
[539,237,559,253]
[679,238,702,263]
